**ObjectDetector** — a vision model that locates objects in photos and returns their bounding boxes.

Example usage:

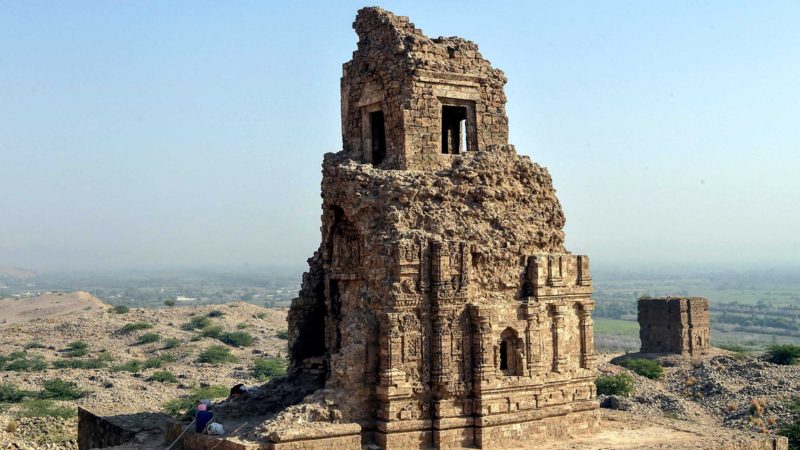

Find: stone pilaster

[578,303,597,370]
[577,255,592,286]
[431,311,452,388]
[380,312,406,387]
[524,305,542,378]
[552,305,567,373]
[470,307,492,383]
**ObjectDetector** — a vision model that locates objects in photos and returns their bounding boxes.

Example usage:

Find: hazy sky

[1,1,798,272]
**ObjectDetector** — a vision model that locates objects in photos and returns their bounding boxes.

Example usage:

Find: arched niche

[499,327,524,376]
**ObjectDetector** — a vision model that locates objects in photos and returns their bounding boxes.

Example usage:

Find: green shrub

[197,345,237,365]
[256,312,267,319]
[143,354,176,369]
[786,396,800,415]
[207,310,225,318]
[162,385,228,417]
[40,379,85,400]
[620,358,664,380]
[96,350,115,363]
[112,305,130,314]
[164,299,177,308]
[0,383,34,403]
[595,373,635,396]
[147,370,178,383]
[121,322,153,333]
[200,325,223,339]
[4,356,47,372]
[767,344,800,365]
[236,322,249,330]
[6,351,27,360]
[18,399,76,419]
[52,358,107,369]
[779,423,800,449]
[276,330,289,340]
[181,316,211,331]
[65,341,89,357]
[111,360,144,373]
[219,331,254,348]
[137,332,161,345]
[778,396,800,448]
[252,357,287,381]
[162,338,181,350]
[24,342,46,349]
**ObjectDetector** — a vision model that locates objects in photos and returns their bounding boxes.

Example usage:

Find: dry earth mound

[0,291,106,326]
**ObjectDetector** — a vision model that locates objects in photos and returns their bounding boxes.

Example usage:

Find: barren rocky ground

[597,350,800,441]
[0,294,288,449]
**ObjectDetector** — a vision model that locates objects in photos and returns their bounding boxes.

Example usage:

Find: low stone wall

[78,407,169,450]
[166,420,361,450]
[77,407,135,450]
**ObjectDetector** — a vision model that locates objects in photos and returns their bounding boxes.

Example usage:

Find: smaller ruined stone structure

[638,297,710,356]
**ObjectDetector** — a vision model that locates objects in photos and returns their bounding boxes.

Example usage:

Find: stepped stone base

[155,409,789,450]
[164,409,787,450]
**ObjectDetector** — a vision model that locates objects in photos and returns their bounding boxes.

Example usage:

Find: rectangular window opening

[370,110,386,165]
[441,105,468,155]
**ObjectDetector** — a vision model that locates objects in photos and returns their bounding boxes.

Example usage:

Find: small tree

[164,299,177,308]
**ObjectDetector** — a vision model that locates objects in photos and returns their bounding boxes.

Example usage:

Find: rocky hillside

[597,350,800,444]
[0,298,288,449]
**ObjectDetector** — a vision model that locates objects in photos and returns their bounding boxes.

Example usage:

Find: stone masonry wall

[268,7,597,449]
[639,297,711,356]
[341,7,508,170]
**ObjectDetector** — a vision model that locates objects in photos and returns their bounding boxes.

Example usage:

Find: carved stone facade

[638,297,711,356]
[274,7,598,449]
[341,7,508,171]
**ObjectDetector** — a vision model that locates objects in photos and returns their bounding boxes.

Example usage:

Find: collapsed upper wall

[341,7,509,170]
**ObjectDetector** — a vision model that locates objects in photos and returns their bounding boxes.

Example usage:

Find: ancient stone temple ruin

[267,7,599,449]
[638,297,710,356]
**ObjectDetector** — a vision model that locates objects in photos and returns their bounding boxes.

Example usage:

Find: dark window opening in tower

[442,105,468,154]
[370,111,386,165]
[499,340,508,370]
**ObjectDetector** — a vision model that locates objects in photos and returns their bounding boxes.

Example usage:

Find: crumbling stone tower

[638,297,711,356]
[283,7,599,449]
